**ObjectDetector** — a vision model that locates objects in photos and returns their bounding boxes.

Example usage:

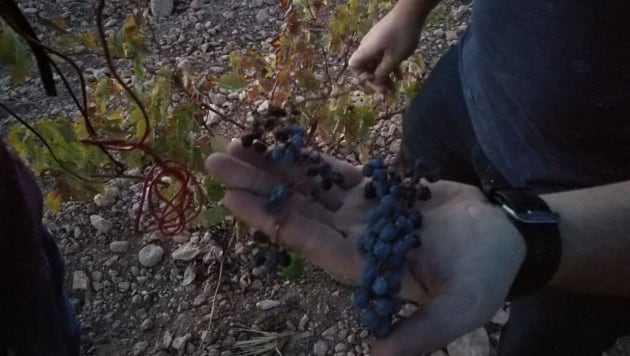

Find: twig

[202,103,246,130]
[376,108,405,121]
[197,220,238,353]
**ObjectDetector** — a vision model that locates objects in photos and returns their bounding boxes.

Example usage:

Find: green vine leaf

[196,206,227,227]
[281,252,304,280]
[0,20,34,84]
[218,72,247,91]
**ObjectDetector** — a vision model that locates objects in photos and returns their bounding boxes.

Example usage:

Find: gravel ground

[2,0,629,355]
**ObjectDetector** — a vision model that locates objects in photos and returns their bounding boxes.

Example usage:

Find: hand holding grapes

[205,141,526,355]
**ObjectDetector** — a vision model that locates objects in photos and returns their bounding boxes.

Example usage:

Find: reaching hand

[205,141,526,356]
[349,6,423,94]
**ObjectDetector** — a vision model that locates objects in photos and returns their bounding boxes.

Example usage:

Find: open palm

[206,141,525,355]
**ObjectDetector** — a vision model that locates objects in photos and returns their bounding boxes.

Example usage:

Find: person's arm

[542,180,630,296]
[348,0,442,93]
[392,0,442,20]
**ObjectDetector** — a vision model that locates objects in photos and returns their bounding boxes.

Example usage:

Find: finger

[371,293,498,356]
[227,140,363,189]
[223,189,363,282]
[373,53,398,86]
[225,141,364,210]
[365,79,392,95]
[206,152,338,223]
[357,71,375,85]
[393,66,403,81]
[349,49,379,76]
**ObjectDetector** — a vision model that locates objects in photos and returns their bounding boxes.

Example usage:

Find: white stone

[190,0,203,10]
[313,340,329,356]
[446,30,458,41]
[90,215,113,234]
[182,264,196,286]
[138,244,164,267]
[491,307,510,325]
[256,100,270,113]
[93,194,113,208]
[150,0,174,18]
[171,243,201,261]
[171,333,192,351]
[109,240,130,253]
[204,104,224,126]
[72,271,89,290]
[446,327,490,356]
[256,299,280,311]
[210,93,228,106]
[256,9,269,23]
[162,330,173,349]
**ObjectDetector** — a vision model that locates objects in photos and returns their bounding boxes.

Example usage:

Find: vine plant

[0,0,426,236]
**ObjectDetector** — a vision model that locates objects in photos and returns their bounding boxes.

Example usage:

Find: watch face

[501,204,559,224]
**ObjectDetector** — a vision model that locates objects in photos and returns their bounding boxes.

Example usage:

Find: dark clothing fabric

[402,47,630,356]
[0,142,80,356]
[459,0,630,193]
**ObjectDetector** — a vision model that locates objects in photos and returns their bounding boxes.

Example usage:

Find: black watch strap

[489,189,562,299]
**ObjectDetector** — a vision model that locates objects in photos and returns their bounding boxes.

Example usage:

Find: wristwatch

[486,188,562,299]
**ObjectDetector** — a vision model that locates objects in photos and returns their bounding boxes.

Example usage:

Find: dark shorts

[2,226,80,356]
[402,47,630,356]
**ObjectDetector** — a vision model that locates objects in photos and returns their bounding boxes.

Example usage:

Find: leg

[498,290,630,356]
[402,47,481,186]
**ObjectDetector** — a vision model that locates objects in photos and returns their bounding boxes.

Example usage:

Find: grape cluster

[239,108,345,211]
[352,157,434,337]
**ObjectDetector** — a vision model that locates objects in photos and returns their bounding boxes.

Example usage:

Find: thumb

[371,294,497,356]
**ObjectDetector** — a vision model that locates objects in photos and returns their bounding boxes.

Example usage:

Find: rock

[193,292,208,306]
[172,333,192,351]
[182,264,196,286]
[150,0,174,17]
[322,325,338,339]
[446,327,490,356]
[445,30,458,41]
[140,318,153,331]
[252,265,267,277]
[138,244,164,267]
[222,10,235,19]
[313,340,329,356]
[255,299,280,311]
[190,0,203,10]
[398,302,418,318]
[172,233,190,244]
[298,314,309,330]
[491,307,510,325]
[72,271,89,290]
[334,343,347,352]
[210,93,228,106]
[453,5,469,21]
[202,244,223,264]
[256,9,269,23]
[162,330,173,349]
[389,138,402,154]
[23,8,38,15]
[433,29,445,37]
[256,100,270,113]
[171,243,200,261]
[90,215,113,234]
[143,230,164,242]
[133,341,148,356]
[204,104,224,125]
[93,193,115,208]
[109,240,130,253]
